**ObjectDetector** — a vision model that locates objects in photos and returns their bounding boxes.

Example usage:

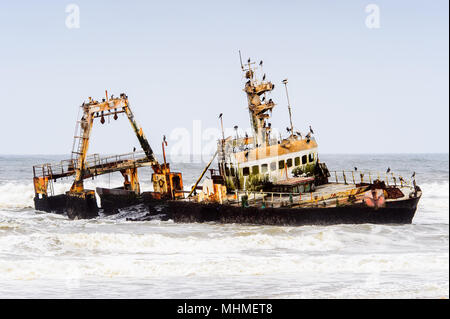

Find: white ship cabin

[218,135,319,191]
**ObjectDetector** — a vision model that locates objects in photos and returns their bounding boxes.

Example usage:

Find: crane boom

[70,93,161,193]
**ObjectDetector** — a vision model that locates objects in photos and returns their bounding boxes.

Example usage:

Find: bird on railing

[386,167,391,173]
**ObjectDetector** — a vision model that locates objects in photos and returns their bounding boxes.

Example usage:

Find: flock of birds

[353,166,416,180]
[284,125,315,141]
[222,112,316,142]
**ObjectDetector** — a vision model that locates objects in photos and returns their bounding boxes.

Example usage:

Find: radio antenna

[238,50,244,70]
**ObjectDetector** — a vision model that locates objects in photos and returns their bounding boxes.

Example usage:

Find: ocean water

[0,154,448,298]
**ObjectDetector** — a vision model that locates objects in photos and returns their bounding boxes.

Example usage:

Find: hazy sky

[0,0,448,157]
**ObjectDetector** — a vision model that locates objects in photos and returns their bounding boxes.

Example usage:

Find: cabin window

[270,162,277,171]
[225,164,230,176]
[252,165,259,175]
[294,157,300,166]
[302,155,307,165]
[279,160,285,169]
[299,185,305,193]
[309,153,314,163]
[286,158,293,168]
[242,167,250,176]
[261,164,268,173]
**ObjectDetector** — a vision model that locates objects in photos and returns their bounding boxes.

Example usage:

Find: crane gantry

[33,91,183,219]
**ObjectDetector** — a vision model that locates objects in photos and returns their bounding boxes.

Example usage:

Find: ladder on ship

[71,118,85,164]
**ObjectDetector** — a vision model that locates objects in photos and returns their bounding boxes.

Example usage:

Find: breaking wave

[0,180,448,214]
[0,229,447,280]
[0,180,155,209]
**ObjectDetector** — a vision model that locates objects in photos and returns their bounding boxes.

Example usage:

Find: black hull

[96,187,139,215]
[35,192,421,225]
[150,195,421,226]
[34,193,99,219]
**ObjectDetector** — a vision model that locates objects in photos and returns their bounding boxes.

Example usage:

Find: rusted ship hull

[34,193,99,219]
[35,188,420,225]
[96,187,139,214]
[141,195,421,226]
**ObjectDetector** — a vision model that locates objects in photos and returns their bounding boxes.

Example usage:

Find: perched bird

[386,167,391,173]
[305,132,311,139]
[133,147,136,152]
[354,167,358,171]
[245,132,248,138]
[286,127,291,132]
[262,73,266,81]
[219,113,223,119]
[412,171,416,178]
[295,131,302,137]
[309,125,314,134]
[261,96,265,102]
[163,135,167,146]
[259,60,263,66]
[247,58,251,63]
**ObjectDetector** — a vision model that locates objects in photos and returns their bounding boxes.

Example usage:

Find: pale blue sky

[0,0,448,156]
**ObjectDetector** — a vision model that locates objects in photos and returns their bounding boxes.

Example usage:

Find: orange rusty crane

[33,91,183,218]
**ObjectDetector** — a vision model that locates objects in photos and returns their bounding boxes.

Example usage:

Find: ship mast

[282,79,294,138]
[241,54,275,147]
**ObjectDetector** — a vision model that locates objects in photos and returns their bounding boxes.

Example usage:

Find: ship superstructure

[217,56,319,191]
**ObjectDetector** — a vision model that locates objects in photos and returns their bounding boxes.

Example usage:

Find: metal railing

[229,189,358,207]
[186,170,416,207]
[33,151,150,179]
[329,170,413,188]
[83,151,148,170]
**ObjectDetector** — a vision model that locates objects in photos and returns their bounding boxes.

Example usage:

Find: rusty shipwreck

[32,57,422,225]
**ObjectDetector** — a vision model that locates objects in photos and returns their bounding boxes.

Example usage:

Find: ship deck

[184,182,416,209]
